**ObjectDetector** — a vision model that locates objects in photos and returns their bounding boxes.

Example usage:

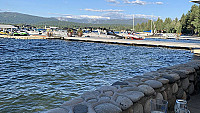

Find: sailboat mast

[133,14,134,32]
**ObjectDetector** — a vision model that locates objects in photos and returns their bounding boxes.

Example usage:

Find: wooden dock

[64,37,200,54]
[1,35,200,54]
[145,36,200,41]
[178,36,200,41]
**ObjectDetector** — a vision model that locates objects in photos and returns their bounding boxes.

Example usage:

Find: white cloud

[134,14,159,19]
[82,8,124,12]
[123,0,163,5]
[78,15,110,19]
[123,0,146,5]
[102,12,129,19]
[50,12,159,20]
[102,12,159,19]
[155,2,163,5]
[106,0,120,4]
[63,14,110,19]
[49,13,110,19]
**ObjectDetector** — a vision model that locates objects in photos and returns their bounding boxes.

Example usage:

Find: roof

[0,24,17,29]
[50,27,58,29]
[190,0,200,4]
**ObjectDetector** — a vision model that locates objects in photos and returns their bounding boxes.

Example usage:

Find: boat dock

[1,35,200,54]
[145,36,200,41]
[175,36,200,41]
[64,36,200,54]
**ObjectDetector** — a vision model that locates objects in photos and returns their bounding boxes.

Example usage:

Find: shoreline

[46,59,200,113]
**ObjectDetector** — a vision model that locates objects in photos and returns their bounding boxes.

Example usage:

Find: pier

[145,36,200,41]
[1,35,200,54]
[64,36,200,54]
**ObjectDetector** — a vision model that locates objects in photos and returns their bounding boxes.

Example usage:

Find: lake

[0,38,193,112]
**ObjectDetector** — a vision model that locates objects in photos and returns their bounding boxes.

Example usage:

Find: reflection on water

[0,38,192,112]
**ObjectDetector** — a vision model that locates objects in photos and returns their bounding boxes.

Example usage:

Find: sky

[0,0,197,20]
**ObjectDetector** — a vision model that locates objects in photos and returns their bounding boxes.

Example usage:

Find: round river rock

[138,85,155,95]
[144,80,163,89]
[94,103,122,113]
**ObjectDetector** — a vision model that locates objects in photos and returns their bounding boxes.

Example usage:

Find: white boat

[118,33,144,40]
[82,32,115,38]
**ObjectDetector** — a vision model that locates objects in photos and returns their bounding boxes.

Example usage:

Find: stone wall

[46,60,200,113]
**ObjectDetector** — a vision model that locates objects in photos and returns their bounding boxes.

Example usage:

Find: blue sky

[0,0,196,20]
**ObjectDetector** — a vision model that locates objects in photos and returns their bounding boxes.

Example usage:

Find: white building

[0,24,17,32]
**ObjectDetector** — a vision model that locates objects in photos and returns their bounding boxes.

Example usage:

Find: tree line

[135,4,200,36]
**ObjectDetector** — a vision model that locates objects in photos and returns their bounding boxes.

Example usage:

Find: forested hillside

[56,17,149,25]
[35,21,132,31]
[0,12,58,24]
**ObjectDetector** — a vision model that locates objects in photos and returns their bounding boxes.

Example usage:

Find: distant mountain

[0,12,58,24]
[56,17,149,25]
[0,12,149,26]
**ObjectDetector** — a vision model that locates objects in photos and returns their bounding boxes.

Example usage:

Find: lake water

[0,38,193,112]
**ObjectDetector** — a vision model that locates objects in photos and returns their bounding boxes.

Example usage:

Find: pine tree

[186,5,199,34]
[164,18,172,33]
[155,18,164,32]
[146,20,152,31]
[191,5,200,36]
[140,23,145,31]
[180,14,187,34]
[135,23,141,32]
[175,21,182,34]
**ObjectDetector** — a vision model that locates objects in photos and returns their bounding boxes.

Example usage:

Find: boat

[128,34,144,40]
[12,30,29,36]
[0,32,8,35]
[118,33,144,40]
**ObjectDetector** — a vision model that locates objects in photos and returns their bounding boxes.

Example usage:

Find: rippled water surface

[0,38,193,112]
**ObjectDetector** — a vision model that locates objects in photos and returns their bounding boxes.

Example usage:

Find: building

[0,24,17,32]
